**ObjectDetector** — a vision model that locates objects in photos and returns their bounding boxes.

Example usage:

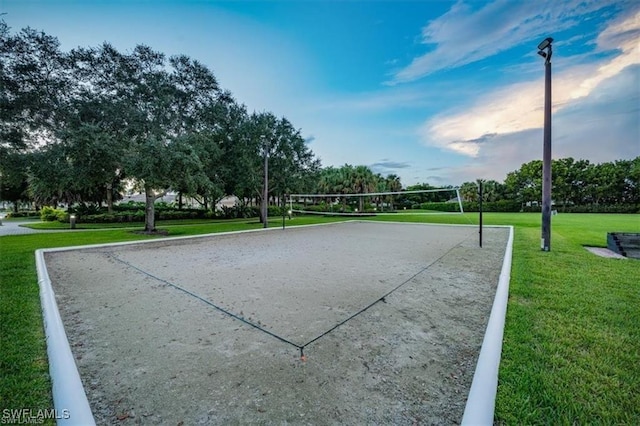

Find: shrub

[491,200,522,212]
[113,201,146,212]
[157,210,203,220]
[291,203,353,213]
[267,205,283,217]
[219,205,259,219]
[56,212,70,223]
[40,206,67,222]
[69,204,102,216]
[81,212,143,223]
[461,200,521,213]
[519,204,638,214]
[5,211,40,218]
[560,204,640,214]
[418,202,460,212]
[155,201,172,211]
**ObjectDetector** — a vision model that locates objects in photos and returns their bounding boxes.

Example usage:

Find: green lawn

[23,217,255,230]
[495,214,640,424]
[1,213,638,423]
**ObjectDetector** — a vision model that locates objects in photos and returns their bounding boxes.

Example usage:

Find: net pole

[456,188,464,214]
[478,181,483,248]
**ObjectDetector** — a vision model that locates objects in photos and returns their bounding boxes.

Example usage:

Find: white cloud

[392,0,621,83]
[598,7,640,49]
[554,65,640,159]
[419,9,640,158]
[436,63,639,184]
[441,129,543,183]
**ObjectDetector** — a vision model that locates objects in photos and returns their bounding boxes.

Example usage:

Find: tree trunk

[144,185,157,232]
[178,192,183,210]
[106,183,113,214]
[259,195,265,224]
[258,189,265,224]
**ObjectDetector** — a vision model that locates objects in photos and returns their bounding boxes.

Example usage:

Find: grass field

[1,213,638,423]
[23,217,256,230]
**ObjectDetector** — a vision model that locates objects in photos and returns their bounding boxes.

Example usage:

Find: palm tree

[460,181,479,202]
[374,173,387,211]
[337,164,355,211]
[316,164,380,212]
[385,174,402,210]
[317,166,338,206]
[316,165,351,210]
[351,165,376,211]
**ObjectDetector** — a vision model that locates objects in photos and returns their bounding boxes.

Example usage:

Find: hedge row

[79,209,210,223]
[295,201,519,213]
[74,205,287,223]
[4,210,40,218]
[420,201,638,213]
[290,203,380,213]
[521,204,640,214]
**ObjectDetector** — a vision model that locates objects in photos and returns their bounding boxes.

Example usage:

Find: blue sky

[2,0,639,186]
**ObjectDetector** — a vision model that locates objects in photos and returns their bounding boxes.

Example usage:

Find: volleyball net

[287,188,464,217]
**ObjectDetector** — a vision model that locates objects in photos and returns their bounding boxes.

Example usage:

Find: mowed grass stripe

[0,248,50,410]
[0,230,154,414]
[496,215,640,424]
[1,213,638,423]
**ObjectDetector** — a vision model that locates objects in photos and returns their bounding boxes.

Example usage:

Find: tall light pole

[261,135,269,229]
[538,37,553,252]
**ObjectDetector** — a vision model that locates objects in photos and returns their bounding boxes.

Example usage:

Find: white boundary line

[36,249,95,425]
[461,225,514,425]
[35,221,513,424]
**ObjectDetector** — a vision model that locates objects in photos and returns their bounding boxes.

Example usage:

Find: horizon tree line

[1,22,638,225]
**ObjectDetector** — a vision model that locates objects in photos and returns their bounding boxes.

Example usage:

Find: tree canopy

[1,21,637,222]
[0,22,321,230]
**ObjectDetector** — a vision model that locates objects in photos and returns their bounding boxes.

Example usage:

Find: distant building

[119,193,238,211]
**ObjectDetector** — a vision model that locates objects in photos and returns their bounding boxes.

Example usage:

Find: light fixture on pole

[261,135,269,229]
[538,37,553,251]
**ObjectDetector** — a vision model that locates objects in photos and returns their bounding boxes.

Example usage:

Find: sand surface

[45,221,509,425]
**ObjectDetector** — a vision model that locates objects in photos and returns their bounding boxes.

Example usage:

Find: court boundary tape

[108,231,467,358]
[108,254,304,352]
[298,237,467,351]
[35,221,513,424]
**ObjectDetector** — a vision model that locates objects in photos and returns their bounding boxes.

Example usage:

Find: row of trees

[0,22,323,231]
[313,165,402,211]
[309,158,639,213]
[458,157,639,211]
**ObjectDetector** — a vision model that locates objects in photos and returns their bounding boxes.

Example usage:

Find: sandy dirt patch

[583,246,627,259]
[45,221,509,425]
